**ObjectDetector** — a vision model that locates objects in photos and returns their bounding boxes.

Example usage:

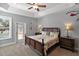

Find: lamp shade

[65,23,73,31]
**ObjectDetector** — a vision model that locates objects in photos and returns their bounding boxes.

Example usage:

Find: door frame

[15,22,26,43]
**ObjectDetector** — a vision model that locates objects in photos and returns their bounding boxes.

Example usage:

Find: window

[0,16,12,40]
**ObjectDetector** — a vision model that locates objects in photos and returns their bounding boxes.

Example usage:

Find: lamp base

[67,35,69,37]
[65,35,71,39]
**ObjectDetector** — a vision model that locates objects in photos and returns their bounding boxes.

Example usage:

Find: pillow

[50,32,54,37]
[42,31,50,36]
[46,32,50,36]
[50,32,59,38]
[42,31,46,35]
[54,32,59,38]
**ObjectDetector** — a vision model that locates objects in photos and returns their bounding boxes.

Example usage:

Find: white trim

[75,48,79,51]
[15,22,26,43]
[0,15,12,40]
[0,6,35,18]
[0,3,75,18]
[0,42,16,47]
[36,4,75,17]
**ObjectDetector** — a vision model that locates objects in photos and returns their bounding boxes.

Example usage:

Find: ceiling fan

[27,3,46,11]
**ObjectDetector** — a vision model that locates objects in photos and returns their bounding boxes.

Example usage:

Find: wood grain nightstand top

[61,36,75,39]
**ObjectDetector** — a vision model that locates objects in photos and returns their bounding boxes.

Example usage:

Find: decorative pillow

[42,31,50,36]
[46,32,50,36]
[50,32,54,37]
[54,32,59,38]
[50,32,59,38]
[42,31,46,35]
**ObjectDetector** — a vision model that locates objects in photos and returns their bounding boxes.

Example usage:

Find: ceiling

[0,3,75,18]
[9,3,62,12]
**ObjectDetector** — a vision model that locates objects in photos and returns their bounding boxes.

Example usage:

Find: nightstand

[60,36,75,51]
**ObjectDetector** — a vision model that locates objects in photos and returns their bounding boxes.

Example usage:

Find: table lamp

[65,23,73,37]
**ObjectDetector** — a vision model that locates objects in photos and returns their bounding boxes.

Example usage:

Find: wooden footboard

[25,36,45,55]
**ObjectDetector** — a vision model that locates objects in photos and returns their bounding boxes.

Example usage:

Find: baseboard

[75,48,79,51]
[0,42,16,47]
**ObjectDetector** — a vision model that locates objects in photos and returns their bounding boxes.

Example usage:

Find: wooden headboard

[42,27,61,39]
[42,28,60,32]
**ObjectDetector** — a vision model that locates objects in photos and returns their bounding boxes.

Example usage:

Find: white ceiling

[8,3,63,12]
[9,3,74,12]
[0,3,75,18]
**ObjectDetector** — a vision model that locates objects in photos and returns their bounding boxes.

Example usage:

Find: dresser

[60,36,75,51]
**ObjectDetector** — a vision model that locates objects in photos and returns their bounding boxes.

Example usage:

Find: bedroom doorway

[16,22,26,43]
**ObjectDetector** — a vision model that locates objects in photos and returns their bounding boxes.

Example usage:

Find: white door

[16,22,26,43]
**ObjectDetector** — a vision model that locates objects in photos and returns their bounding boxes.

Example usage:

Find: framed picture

[0,16,12,40]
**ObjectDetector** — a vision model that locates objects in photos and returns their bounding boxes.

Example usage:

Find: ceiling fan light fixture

[33,5,38,9]
[27,3,46,12]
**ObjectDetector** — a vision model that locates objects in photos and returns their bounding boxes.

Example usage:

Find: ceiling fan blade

[36,8,40,11]
[28,7,33,9]
[27,3,35,5]
[38,5,46,7]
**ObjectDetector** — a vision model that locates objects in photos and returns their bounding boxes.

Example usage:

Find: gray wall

[0,6,79,50]
[0,10,38,45]
[37,10,79,50]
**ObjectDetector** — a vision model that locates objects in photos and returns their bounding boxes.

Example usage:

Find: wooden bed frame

[25,28,61,56]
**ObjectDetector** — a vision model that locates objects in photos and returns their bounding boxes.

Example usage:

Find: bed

[25,28,61,56]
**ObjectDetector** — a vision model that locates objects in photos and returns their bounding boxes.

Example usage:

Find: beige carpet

[0,40,78,56]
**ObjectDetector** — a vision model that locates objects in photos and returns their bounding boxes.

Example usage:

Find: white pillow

[42,31,46,35]
[50,32,59,38]
[50,32,54,36]
[54,33,59,38]
[46,32,50,36]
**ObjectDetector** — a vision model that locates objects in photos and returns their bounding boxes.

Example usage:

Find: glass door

[16,22,26,43]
